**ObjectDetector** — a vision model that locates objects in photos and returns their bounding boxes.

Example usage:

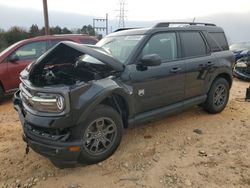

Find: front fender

[69,78,132,125]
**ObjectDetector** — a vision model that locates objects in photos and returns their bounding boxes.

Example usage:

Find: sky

[0,0,250,21]
[0,0,250,43]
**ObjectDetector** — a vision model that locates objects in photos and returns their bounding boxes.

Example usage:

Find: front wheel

[78,105,123,164]
[203,78,230,114]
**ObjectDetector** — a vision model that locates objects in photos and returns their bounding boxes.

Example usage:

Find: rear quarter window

[179,32,207,58]
[210,32,229,51]
[207,32,229,51]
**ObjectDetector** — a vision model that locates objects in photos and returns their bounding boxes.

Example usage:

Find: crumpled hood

[29,41,124,78]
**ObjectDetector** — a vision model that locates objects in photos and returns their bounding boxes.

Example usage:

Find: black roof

[108,22,224,37]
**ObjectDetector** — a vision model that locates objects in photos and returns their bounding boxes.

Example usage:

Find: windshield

[96,35,144,64]
[0,40,23,56]
[230,42,250,51]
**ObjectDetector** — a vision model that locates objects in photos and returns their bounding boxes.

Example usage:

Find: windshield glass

[230,42,250,51]
[96,35,144,63]
[0,41,23,56]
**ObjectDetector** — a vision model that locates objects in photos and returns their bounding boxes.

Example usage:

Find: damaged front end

[234,54,250,81]
[27,41,123,86]
[13,41,124,166]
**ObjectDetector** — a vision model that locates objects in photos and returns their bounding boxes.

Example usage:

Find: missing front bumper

[14,90,83,166]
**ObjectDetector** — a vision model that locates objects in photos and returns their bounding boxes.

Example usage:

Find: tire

[203,78,229,114]
[78,104,123,164]
[0,86,4,103]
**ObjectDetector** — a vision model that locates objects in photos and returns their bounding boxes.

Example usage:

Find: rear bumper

[13,90,83,166]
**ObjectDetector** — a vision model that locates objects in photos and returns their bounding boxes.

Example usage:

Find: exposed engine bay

[34,62,114,86]
[27,42,121,86]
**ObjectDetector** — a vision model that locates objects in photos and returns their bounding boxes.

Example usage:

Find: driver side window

[13,41,47,61]
[142,33,177,61]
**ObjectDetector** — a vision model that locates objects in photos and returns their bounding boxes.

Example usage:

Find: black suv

[13,22,234,167]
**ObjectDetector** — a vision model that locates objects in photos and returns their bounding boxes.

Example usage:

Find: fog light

[68,146,81,152]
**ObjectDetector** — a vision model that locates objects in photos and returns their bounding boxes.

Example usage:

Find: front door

[127,32,186,114]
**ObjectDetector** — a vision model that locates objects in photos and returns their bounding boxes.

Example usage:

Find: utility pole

[106,13,108,35]
[43,0,50,35]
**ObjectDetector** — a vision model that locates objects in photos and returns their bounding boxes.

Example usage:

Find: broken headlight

[30,93,65,113]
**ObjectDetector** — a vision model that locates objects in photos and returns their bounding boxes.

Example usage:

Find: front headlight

[31,93,65,113]
[235,62,247,68]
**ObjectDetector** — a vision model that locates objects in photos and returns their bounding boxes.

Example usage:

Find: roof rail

[154,22,216,28]
[114,28,140,32]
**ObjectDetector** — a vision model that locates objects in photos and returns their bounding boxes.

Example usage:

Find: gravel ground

[0,79,249,188]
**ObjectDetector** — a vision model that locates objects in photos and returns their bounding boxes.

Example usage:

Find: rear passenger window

[180,32,207,58]
[142,33,177,61]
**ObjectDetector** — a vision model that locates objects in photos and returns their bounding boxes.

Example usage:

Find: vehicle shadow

[1,94,13,105]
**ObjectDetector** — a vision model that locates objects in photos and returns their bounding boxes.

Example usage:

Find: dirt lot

[0,79,249,188]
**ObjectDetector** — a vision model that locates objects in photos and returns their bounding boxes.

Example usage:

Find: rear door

[179,31,216,99]
[7,40,47,89]
[127,32,186,114]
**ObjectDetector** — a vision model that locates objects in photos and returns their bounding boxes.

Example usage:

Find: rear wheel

[203,78,229,114]
[78,104,123,164]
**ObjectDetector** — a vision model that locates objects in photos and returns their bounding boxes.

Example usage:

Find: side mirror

[8,54,19,62]
[140,54,161,67]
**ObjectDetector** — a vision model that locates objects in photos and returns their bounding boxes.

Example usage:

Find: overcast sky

[1,0,250,21]
[0,0,250,43]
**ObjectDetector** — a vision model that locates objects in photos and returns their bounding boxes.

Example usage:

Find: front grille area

[24,123,70,142]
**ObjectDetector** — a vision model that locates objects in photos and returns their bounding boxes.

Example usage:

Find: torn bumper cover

[13,90,83,165]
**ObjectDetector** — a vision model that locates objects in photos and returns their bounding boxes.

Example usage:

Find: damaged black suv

[14,22,234,167]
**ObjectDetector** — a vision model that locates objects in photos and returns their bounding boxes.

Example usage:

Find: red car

[0,34,97,101]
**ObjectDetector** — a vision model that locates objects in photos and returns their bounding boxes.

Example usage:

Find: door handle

[170,67,182,73]
[206,62,214,67]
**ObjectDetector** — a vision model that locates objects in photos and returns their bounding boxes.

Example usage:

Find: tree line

[0,24,96,51]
